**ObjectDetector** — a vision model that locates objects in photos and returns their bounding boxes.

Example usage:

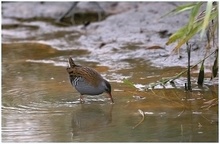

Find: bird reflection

[71,104,113,137]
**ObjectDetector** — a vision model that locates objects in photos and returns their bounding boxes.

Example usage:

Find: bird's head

[103,79,114,103]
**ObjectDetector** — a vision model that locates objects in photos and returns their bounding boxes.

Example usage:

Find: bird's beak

[108,93,114,104]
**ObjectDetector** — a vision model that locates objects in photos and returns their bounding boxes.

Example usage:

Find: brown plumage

[66,57,114,103]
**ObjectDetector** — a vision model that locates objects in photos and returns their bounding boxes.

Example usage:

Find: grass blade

[166,25,188,45]
[188,2,203,32]
[162,3,197,18]
[173,21,203,52]
[123,79,136,88]
[200,1,213,38]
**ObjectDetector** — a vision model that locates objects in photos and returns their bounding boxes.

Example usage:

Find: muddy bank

[2,2,217,69]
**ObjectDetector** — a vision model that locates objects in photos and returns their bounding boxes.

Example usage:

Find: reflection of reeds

[132,109,145,129]
[180,124,183,137]
[132,89,188,129]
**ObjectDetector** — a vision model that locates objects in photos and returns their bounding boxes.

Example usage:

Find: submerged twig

[200,113,216,124]
[201,98,218,110]
[133,109,145,129]
[177,108,186,117]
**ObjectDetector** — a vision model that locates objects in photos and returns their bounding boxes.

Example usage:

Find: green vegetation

[163,1,218,88]
[165,2,218,52]
[124,2,218,89]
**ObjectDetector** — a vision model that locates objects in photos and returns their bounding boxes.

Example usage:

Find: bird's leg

[80,95,85,103]
[108,93,114,104]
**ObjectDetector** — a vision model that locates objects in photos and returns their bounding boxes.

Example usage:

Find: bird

[66,57,114,103]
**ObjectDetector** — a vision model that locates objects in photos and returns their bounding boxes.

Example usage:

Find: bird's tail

[68,57,76,68]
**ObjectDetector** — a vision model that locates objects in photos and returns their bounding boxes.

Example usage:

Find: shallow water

[2,2,218,142]
[2,43,218,142]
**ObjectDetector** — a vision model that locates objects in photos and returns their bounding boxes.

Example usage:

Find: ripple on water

[26,59,68,67]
